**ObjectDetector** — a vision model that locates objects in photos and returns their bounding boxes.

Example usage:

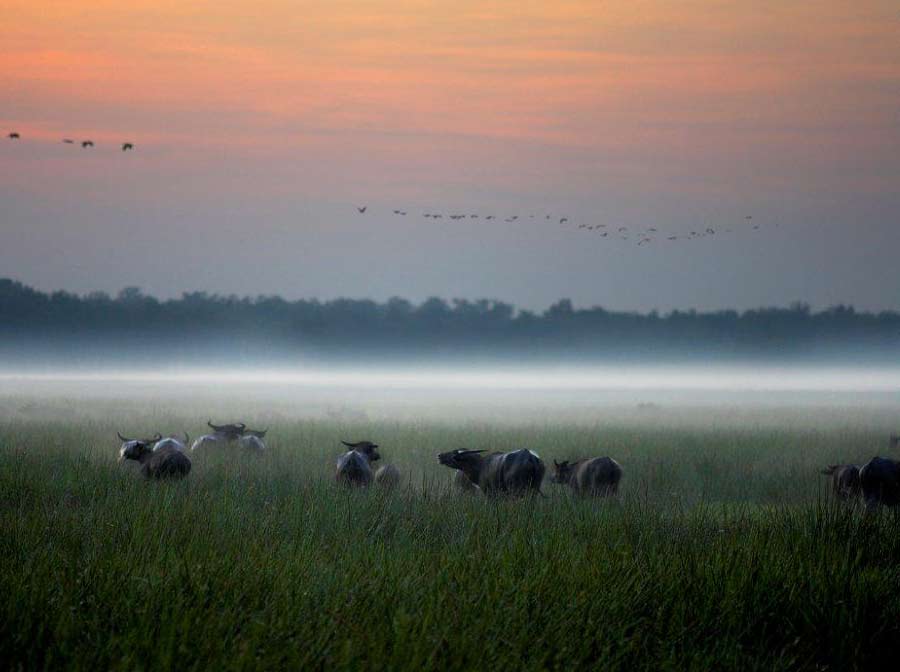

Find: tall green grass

[2,413,900,670]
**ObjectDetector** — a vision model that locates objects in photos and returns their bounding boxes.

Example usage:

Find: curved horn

[207,420,221,431]
[554,459,561,468]
[117,432,131,443]
[460,449,486,455]
[183,432,190,445]
[341,440,357,448]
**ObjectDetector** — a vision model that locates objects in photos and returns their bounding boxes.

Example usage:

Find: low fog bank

[2,364,899,428]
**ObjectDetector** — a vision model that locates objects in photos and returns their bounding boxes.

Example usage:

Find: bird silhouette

[121,143,134,151]
[485,216,495,220]
[393,209,401,214]
[618,227,627,232]
[8,132,20,139]
[357,206,367,213]
[559,217,568,224]
[667,236,678,241]
[62,139,74,144]
[81,140,94,148]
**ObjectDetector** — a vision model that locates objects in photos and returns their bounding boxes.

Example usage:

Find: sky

[2,0,899,312]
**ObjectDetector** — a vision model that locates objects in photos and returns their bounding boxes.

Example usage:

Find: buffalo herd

[117,423,900,508]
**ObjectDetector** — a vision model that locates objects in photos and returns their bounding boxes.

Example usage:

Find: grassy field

[2,395,900,670]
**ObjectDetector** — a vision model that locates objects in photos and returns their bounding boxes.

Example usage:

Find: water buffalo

[552,457,622,496]
[118,433,191,479]
[374,464,401,490]
[859,456,900,508]
[335,440,381,487]
[452,469,482,494]
[437,448,545,496]
[236,428,267,453]
[153,432,190,453]
[191,421,246,452]
[820,464,861,500]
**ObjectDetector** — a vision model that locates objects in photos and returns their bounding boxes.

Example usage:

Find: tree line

[1,278,899,362]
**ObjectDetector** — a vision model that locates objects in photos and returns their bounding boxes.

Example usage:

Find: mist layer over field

[2,363,900,426]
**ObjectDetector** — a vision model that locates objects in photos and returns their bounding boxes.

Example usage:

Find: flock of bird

[354,204,767,247]
[8,130,765,245]
[7,131,133,151]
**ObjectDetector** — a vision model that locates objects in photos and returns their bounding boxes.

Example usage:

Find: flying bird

[62,139,74,144]
[357,206,367,213]
[122,143,134,151]
[485,216,495,220]
[8,132,20,139]
[559,217,568,224]
[81,140,94,148]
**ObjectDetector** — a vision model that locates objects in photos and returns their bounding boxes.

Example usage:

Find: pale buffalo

[552,457,622,496]
[820,464,861,500]
[335,440,381,487]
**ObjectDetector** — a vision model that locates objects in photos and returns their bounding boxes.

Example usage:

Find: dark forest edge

[2,277,900,364]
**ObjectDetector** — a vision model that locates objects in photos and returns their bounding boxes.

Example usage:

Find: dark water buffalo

[437,448,545,496]
[118,433,191,479]
[859,457,900,508]
[820,464,861,500]
[335,440,381,487]
[552,457,622,496]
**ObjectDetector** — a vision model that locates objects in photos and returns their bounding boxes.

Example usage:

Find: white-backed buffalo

[374,464,401,490]
[237,428,267,453]
[335,440,381,487]
[859,457,900,508]
[552,457,622,496]
[118,433,191,479]
[437,448,545,496]
[452,469,482,494]
[153,432,190,453]
[820,464,861,500]
[191,421,245,452]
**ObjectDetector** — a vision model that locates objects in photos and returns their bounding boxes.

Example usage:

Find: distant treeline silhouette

[1,278,899,363]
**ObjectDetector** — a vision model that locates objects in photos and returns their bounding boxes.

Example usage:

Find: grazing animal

[552,457,623,496]
[118,433,191,479]
[122,143,134,151]
[237,428,267,453]
[374,464,401,490]
[859,456,900,508]
[452,469,481,494]
[153,432,190,453]
[820,464,861,500]
[437,448,545,496]
[335,440,381,487]
[81,140,94,148]
[191,420,245,451]
[8,132,19,139]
